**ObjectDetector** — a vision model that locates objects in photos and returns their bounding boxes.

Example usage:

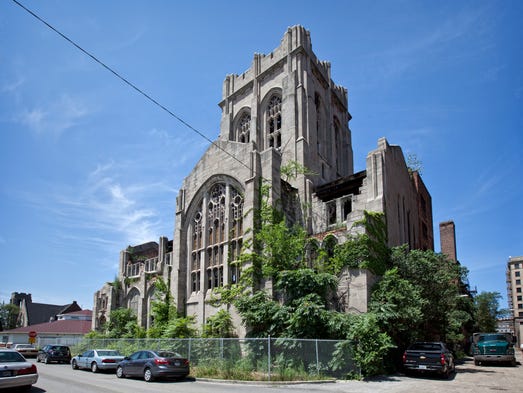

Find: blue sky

[1,0,522,311]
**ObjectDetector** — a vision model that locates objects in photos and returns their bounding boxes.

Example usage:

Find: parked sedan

[71,349,125,373]
[37,344,71,364]
[116,350,190,382]
[13,344,38,358]
[0,349,38,390]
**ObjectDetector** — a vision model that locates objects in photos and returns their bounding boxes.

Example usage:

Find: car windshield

[16,344,34,349]
[479,334,508,342]
[0,351,26,362]
[97,350,121,356]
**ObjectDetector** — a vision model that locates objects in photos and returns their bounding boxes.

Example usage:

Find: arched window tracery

[189,182,244,294]
[237,113,251,143]
[266,95,282,149]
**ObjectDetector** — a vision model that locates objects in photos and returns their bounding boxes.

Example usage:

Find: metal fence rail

[72,337,359,380]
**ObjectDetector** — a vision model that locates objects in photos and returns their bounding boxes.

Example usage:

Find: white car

[0,349,38,390]
[71,349,125,372]
[13,344,39,358]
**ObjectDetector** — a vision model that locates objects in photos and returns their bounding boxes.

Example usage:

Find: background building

[506,256,523,344]
[10,292,82,328]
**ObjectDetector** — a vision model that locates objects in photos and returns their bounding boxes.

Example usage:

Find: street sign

[28,331,37,338]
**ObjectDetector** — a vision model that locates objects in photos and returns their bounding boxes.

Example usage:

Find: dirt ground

[344,349,523,393]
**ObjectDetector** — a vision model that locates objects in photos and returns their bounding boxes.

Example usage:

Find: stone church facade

[93,26,433,336]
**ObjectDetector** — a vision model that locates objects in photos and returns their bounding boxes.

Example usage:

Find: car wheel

[72,360,78,370]
[116,366,125,378]
[474,359,480,366]
[44,356,50,364]
[91,362,98,373]
[144,368,154,382]
[36,356,41,363]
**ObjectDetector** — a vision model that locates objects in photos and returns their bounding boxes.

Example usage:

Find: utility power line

[12,0,251,171]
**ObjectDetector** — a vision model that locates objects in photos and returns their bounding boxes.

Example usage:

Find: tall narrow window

[237,113,251,143]
[267,95,282,149]
[230,188,244,284]
[327,201,337,225]
[206,184,226,291]
[128,289,140,315]
[334,118,341,174]
[315,93,324,156]
[231,188,244,238]
[342,197,352,220]
[191,205,203,293]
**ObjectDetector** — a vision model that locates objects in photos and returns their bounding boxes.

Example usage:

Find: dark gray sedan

[116,350,189,382]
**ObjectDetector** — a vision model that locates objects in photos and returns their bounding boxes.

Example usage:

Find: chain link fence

[71,337,359,380]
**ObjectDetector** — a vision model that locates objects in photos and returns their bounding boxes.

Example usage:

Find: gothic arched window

[128,288,140,315]
[189,182,244,294]
[266,95,282,149]
[334,117,341,174]
[237,113,251,143]
[191,204,203,293]
[315,93,324,157]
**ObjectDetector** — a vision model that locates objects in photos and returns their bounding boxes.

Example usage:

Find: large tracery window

[237,113,251,143]
[189,182,244,294]
[266,95,282,149]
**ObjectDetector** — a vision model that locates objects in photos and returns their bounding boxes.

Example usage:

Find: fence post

[267,335,271,381]
[188,338,192,362]
[315,339,319,375]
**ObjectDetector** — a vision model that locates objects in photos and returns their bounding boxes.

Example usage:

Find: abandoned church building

[93,26,434,336]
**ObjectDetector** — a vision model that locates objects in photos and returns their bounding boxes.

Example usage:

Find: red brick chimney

[439,221,457,262]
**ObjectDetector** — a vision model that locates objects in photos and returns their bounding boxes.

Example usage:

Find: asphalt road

[10,350,523,393]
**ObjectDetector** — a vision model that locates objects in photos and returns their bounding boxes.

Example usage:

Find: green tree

[474,291,502,332]
[328,212,390,276]
[346,313,394,377]
[202,309,235,338]
[370,267,426,350]
[162,315,198,338]
[105,308,145,338]
[0,303,19,331]
[388,246,473,350]
[147,277,177,337]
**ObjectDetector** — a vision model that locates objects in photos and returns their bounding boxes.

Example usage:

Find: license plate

[418,365,427,370]
[174,361,180,366]
[0,370,12,377]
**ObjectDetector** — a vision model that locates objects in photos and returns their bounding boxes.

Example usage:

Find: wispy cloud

[17,93,90,136]
[355,4,493,87]
[1,76,25,93]
[445,157,514,219]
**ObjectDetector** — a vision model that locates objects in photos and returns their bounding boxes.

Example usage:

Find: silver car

[71,349,125,373]
[0,349,38,390]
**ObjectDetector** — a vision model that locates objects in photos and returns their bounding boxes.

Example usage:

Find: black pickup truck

[402,341,455,378]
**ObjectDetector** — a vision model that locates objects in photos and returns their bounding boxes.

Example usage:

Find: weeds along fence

[72,337,359,380]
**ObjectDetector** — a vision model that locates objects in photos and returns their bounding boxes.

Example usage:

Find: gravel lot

[332,349,523,393]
